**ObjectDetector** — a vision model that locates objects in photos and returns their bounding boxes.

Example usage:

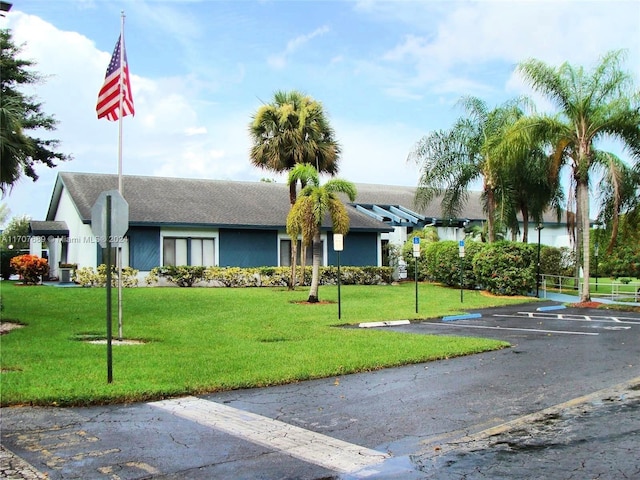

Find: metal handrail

[540,274,639,302]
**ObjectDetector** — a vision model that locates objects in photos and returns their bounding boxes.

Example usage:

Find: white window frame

[160,228,219,267]
[277,232,327,267]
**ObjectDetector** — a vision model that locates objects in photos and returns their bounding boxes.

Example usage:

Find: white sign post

[413,237,420,313]
[333,234,344,320]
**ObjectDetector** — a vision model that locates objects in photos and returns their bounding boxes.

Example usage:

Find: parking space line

[426,323,599,336]
[496,312,639,325]
[149,396,389,474]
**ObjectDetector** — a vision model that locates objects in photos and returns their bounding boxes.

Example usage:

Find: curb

[358,320,411,328]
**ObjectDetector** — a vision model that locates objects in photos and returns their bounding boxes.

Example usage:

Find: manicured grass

[0,281,533,406]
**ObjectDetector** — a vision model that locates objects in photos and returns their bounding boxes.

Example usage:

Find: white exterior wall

[386,223,571,250]
[382,226,408,247]
[54,188,98,269]
[520,224,571,249]
[50,188,130,273]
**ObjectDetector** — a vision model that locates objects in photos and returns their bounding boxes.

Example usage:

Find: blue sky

[2,0,639,222]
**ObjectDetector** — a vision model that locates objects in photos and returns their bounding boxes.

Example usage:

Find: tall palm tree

[408,96,525,242]
[594,151,640,254]
[249,90,341,288]
[286,164,356,303]
[493,138,564,243]
[514,50,640,302]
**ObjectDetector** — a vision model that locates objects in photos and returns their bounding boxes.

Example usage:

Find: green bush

[0,249,19,280]
[423,240,483,287]
[401,227,439,280]
[145,266,205,287]
[599,245,640,278]
[540,246,574,277]
[473,241,536,295]
[75,265,139,287]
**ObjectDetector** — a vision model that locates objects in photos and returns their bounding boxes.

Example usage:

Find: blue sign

[413,236,420,245]
[459,240,465,247]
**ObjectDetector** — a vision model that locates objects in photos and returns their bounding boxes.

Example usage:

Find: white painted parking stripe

[498,312,639,325]
[149,396,389,474]
[518,311,638,321]
[428,322,599,336]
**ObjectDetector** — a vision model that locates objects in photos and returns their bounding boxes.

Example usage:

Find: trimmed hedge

[145,265,394,287]
[75,265,140,287]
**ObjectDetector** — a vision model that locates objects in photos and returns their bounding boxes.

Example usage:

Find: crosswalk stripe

[149,396,389,474]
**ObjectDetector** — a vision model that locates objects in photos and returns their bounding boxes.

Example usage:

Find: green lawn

[0,281,534,407]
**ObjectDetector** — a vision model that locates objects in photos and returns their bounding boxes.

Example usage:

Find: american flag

[96,35,134,121]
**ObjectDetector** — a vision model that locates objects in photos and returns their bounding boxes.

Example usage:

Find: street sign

[412,236,420,258]
[91,190,129,248]
[333,233,344,251]
[458,240,465,257]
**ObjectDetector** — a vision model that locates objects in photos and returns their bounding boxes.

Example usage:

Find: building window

[163,238,187,266]
[163,237,215,267]
[279,239,323,267]
[190,238,215,267]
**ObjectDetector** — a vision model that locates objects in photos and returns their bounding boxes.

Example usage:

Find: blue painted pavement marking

[442,313,482,322]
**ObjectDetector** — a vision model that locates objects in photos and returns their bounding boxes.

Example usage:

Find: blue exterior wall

[128,227,161,270]
[327,232,379,266]
[219,229,278,267]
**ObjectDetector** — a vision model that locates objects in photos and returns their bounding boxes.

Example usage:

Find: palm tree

[286,164,356,303]
[408,96,526,242]
[249,90,341,288]
[514,50,640,302]
[0,97,32,194]
[493,139,564,243]
[594,151,640,254]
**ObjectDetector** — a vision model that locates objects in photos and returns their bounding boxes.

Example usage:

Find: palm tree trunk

[577,180,591,302]
[290,241,298,290]
[300,244,307,286]
[485,186,496,243]
[289,182,298,290]
[520,202,529,243]
[307,231,322,303]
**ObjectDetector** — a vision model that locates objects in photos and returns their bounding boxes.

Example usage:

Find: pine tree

[0,28,71,193]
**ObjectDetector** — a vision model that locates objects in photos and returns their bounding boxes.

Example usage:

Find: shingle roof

[29,221,69,236]
[47,172,566,230]
[49,172,394,232]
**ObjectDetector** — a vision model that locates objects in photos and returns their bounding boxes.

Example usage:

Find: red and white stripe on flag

[96,35,135,121]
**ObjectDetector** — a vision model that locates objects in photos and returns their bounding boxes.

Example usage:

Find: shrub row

[145,265,394,287]
[74,265,139,287]
[401,240,576,296]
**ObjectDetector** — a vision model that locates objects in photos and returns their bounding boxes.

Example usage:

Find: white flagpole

[117,11,125,341]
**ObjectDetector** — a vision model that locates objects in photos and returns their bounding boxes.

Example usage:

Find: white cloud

[267,25,330,69]
[185,126,208,136]
[375,1,640,99]
[1,11,258,219]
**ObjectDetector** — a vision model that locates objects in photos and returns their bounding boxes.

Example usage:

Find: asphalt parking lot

[2,301,639,479]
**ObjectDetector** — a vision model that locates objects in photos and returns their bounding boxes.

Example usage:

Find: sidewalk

[0,446,47,480]
[542,291,640,306]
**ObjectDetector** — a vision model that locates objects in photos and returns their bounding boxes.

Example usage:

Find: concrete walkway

[542,291,640,306]
[0,446,47,480]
